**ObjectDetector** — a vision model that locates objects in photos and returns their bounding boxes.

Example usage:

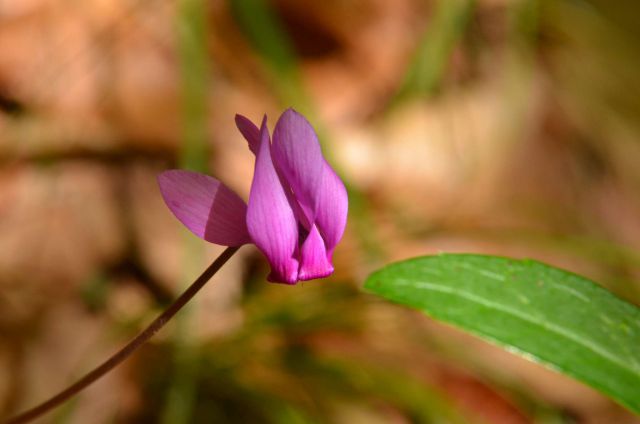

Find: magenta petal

[298,224,334,281]
[246,117,299,284]
[271,108,324,220]
[315,162,348,258]
[235,114,260,155]
[158,170,251,246]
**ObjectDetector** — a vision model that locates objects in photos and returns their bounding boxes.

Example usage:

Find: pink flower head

[158,109,348,284]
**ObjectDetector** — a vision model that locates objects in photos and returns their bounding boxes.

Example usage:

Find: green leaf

[364,254,640,414]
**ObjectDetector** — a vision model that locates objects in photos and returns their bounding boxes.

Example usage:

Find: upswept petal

[158,170,251,246]
[298,224,334,281]
[236,113,312,230]
[271,108,324,221]
[315,162,348,258]
[235,114,260,154]
[246,117,299,284]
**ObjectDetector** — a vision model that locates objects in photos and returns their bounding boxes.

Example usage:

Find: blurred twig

[0,147,174,167]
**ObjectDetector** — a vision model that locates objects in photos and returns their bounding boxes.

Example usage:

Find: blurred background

[1,0,639,422]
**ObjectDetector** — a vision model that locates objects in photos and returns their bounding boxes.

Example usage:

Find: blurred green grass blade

[228,0,294,75]
[229,0,307,108]
[364,254,640,414]
[394,0,474,101]
[177,0,210,172]
[162,0,210,422]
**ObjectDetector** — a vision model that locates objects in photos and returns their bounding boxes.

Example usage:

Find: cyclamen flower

[158,109,348,284]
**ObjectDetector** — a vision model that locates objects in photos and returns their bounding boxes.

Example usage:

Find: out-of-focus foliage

[1,0,639,422]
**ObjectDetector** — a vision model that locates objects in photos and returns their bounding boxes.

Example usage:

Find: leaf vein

[393,278,640,376]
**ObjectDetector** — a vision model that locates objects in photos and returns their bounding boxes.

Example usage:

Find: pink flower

[158,109,348,284]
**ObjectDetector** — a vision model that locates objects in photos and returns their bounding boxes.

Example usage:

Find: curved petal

[246,117,299,284]
[271,108,324,221]
[158,170,251,246]
[235,114,260,155]
[235,113,312,231]
[298,224,334,281]
[315,162,348,258]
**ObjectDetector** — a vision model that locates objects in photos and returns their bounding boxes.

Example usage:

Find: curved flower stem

[4,246,240,424]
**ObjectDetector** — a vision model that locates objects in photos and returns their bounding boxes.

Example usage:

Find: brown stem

[4,246,239,424]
